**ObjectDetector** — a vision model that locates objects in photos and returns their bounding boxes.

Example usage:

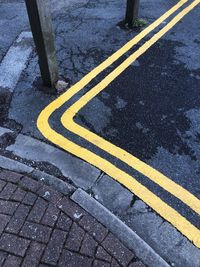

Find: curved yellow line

[38,109,200,248]
[61,0,200,216]
[37,0,200,248]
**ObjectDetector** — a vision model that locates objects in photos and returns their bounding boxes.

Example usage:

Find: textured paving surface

[0,0,199,265]
[0,168,145,267]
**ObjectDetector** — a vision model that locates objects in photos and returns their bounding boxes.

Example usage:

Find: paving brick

[0,200,19,215]
[0,170,22,183]
[102,233,134,267]
[56,212,72,231]
[6,205,30,234]
[11,188,26,202]
[0,233,30,256]
[27,197,48,223]
[93,259,110,267]
[6,217,26,234]
[80,233,97,257]
[129,261,146,267]
[0,179,6,191]
[0,214,10,234]
[96,246,112,263]
[42,229,67,265]
[41,204,59,227]
[79,214,108,242]
[19,176,41,192]
[14,203,30,218]
[22,241,45,267]
[3,254,22,267]
[111,258,121,267]
[0,183,17,200]
[38,185,62,204]
[0,250,7,265]
[65,222,85,252]
[20,222,52,243]
[58,197,86,220]
[22,192,37,205]
[59,250,93,267]
[0,169,146,267]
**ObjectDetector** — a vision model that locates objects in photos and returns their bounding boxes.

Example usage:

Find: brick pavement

[0,168,146,267]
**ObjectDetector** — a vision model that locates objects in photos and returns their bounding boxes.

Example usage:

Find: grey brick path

[0,168,146,267]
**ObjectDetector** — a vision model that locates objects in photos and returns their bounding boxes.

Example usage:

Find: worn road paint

[37,0,200,248]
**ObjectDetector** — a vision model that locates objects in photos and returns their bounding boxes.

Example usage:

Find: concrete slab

[0,31,33,91]
[121,206,200,267]
[92,174,133,216]
[0,155,33,173]
[7,134,101,189]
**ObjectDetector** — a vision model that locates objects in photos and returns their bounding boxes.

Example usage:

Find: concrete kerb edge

[31,169,76,195]
[0,155,75,196]
[71,188,171,267]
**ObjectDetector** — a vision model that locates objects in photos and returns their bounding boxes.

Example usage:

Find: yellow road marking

[37,0,200,248]
[61,0,200,217]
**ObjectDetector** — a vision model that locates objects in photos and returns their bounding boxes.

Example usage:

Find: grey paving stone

[37,184,62,204]
[42,229,67,265]
[22,241,45,267]
[0,182,17,200]
[79,214,108,242]
[57,197,86,220]
[111,258,121,267]
[19,176,41,192]
[93,259,110,267]
[11,188,26,202]
[22,192,37,206]
[7,134,100,189]
[0,214,10,234]
[0,200,19,215]
[80,233,98,257]
[3,254,22,267]
[102,233,134,266]
[41,204,60,227]
[20,222,52,243]
[0,179,6,191]
[96,246,112,263]
[0,233,30,256]
[65,222,85,252]
[59,250,93,267]
[27,197,48,223]
[56,212,72,231]
[0,170,23,183]
[92,174,133,215]
[6,204,30,234]
[0,156,33,174]
[0,251,7,266]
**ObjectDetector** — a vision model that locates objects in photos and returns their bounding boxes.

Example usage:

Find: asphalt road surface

[38,0,200,248]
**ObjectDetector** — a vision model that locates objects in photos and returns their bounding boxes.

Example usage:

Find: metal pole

[25,0,58,92]
[125,0,140,27]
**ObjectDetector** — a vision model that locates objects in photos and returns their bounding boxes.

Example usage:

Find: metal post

[125,0,140,27]
[25,0,58,92]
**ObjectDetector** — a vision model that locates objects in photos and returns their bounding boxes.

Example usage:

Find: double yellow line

[38,0,200,247]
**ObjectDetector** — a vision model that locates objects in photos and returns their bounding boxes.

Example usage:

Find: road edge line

[71,188,171,267]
